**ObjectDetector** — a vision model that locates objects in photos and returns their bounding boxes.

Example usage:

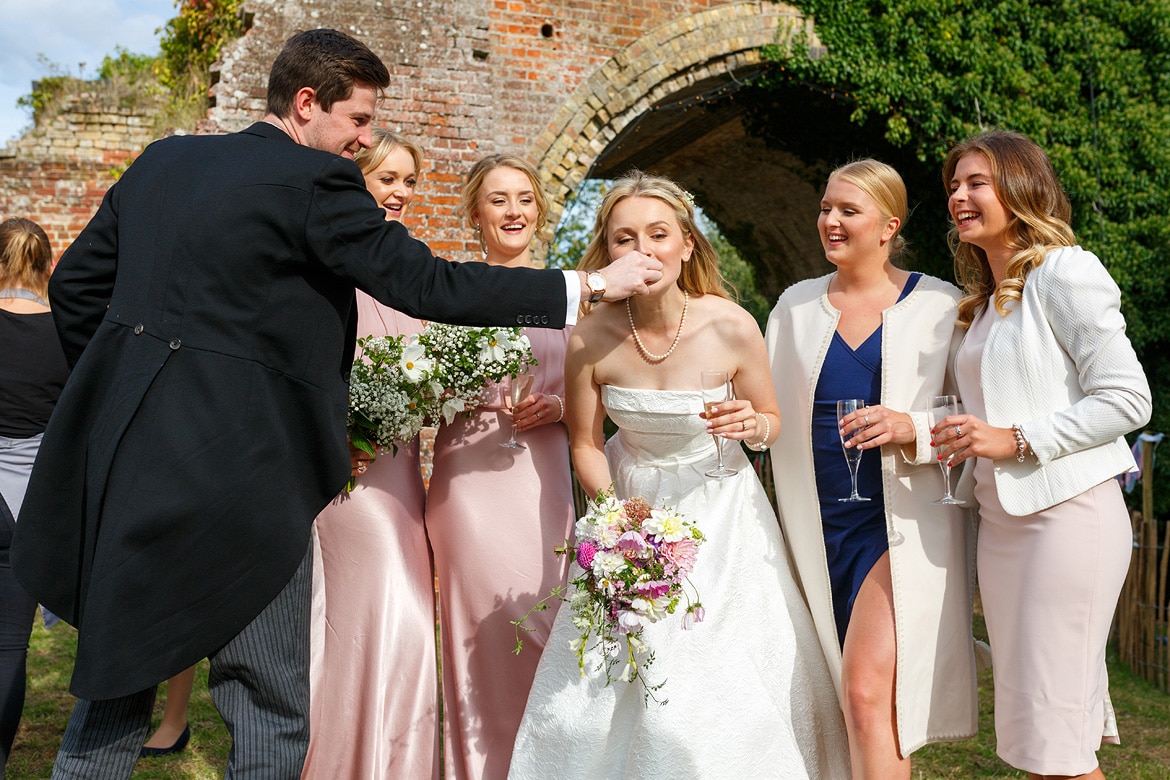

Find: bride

[508,172,850,779]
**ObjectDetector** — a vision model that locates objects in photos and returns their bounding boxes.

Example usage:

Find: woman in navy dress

[768,159,978,778]
[812,275,917,645]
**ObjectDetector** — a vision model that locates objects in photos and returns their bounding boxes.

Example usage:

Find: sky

[0,0,177,145]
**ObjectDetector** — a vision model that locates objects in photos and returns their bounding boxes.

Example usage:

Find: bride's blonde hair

[942,130,1076,328]
[576,170,730,302]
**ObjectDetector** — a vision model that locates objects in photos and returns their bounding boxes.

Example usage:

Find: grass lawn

[7,596,1169,778]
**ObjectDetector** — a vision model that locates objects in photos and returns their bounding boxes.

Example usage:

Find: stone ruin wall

[0,90,164,257]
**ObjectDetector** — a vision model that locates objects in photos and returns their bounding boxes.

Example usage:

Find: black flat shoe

[139,725,190,758]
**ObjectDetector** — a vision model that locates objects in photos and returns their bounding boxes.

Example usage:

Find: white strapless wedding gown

[508,386,850,779]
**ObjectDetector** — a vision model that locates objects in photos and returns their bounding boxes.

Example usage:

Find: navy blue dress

[812,274,920,645]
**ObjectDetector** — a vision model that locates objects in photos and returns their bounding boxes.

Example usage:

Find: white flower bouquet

[347,333,433,462]
[416,323,536,420]
[346,324,535,489]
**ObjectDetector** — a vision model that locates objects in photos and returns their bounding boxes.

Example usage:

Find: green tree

[759,0,1170,513]
[19,0,246,136]
[157,0,247,127]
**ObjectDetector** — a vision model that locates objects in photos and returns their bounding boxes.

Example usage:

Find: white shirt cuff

[562,270,582,326]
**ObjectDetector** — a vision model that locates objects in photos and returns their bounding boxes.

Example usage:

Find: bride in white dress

[508,172,850,779]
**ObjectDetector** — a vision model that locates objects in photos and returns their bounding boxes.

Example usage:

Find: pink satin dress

[426,326,574,780]
[303,294,438,780]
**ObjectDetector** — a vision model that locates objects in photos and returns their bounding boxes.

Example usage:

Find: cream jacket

[766,272,978,756]
[953,246,1151,515]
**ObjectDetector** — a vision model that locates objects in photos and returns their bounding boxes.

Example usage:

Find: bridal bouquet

[514,489,705,703]
[346,324,535,488]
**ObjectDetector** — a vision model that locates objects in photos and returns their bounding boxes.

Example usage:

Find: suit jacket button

[540,315,549,325]
[133,324,144,335]
[524,315,533,324]
[516,315,524,325]
[169,338,182,350]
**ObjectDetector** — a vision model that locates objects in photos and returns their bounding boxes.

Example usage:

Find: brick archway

[533,2,830,295]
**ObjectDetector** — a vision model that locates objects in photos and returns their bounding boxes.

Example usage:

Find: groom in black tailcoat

[11,28,659,778]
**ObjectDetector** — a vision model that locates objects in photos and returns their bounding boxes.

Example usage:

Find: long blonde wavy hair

[576,170,731,304]
[942,130,1076,327]
[354,127,423,178]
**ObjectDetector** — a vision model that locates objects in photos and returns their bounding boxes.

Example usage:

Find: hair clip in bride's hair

[679,188,696,207]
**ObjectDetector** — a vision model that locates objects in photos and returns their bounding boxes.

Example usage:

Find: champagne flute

[499,373,535,449]
[927,395,962,504]
[837,399,871,502]
[700,370,737,479]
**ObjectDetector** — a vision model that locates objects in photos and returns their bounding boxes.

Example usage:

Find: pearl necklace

[626,291,689,363]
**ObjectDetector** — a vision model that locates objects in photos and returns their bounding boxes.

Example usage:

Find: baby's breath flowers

[346,324,535,489]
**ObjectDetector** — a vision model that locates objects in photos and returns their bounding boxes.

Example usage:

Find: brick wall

[2,0,827,289]
[204,0,814,267]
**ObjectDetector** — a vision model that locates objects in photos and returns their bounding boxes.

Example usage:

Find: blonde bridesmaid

[426,154,573,780]
[302,129,439,780]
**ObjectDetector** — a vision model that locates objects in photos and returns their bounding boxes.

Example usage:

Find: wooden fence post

[1116,436,1167,692]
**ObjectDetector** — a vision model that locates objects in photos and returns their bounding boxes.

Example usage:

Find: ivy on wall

[758,0,1170,512]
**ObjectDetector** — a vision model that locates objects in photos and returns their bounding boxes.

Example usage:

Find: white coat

[766,272,978,756]
[952,246,1151,514]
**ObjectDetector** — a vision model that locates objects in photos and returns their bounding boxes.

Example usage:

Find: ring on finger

[741,420,747,431]
[955,426,963,438]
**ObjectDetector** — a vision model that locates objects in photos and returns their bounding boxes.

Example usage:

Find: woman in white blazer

[936,130,1150,780]
[767,160,978,779]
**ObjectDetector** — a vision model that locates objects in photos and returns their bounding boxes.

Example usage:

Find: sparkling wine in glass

[927,395,963,505]
[837,399,871,502]
[499,373,535,449]
[700,370,737,479]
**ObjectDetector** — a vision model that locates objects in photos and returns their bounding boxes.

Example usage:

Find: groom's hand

[580,251,662,302]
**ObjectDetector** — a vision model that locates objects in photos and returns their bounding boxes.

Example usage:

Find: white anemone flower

[478,329,512,363]
[398,343,434,383]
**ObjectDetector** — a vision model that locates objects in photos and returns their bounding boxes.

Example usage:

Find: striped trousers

[50,542,312,779]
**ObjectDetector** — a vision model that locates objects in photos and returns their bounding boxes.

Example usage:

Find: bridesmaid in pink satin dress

[426,155,574,780]
[303,129,439,780]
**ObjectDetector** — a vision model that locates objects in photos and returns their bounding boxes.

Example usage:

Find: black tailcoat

[11,123,566,699]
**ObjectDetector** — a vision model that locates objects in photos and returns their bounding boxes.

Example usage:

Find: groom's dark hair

[266,28,390,117]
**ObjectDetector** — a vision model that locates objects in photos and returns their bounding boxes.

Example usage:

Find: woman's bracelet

[1011,423,1028,463]
[745,412,770,452]
[549,393,564,423]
